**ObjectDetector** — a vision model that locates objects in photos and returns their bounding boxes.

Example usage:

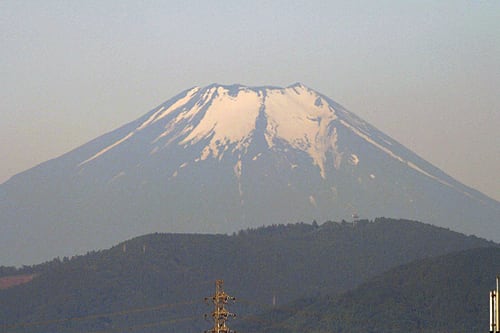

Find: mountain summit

[1,83,499,265]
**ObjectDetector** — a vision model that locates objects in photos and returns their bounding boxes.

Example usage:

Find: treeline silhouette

[0,218,496,332]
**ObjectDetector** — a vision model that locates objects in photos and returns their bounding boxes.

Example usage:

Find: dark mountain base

[0,218,497,333]
[239,247,500,333]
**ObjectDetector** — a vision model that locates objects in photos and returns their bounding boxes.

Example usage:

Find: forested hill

[0,218,497,333]
[239,247,500,333]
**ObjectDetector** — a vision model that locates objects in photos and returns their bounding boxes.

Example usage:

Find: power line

[2,277,217,332]
[85,315,199,333]
[2,300,197,331]
[3,281,321,333]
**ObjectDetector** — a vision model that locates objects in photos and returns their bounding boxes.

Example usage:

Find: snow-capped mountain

[1,83,499,265]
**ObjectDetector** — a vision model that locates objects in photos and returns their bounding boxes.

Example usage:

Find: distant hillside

[0,218,496,333]
[239,247,500,333]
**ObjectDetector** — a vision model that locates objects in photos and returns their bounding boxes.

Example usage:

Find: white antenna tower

[490,275,499,333]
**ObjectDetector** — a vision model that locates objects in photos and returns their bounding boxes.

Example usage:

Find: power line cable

[2,300,197,331]
[83,315,199,333]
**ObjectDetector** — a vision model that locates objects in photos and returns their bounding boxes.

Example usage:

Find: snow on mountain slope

[180,86,261,160]
[76,83,477,195]
[1,83,499,265]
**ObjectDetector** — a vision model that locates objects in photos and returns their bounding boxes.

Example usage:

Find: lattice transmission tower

[204,279,236,333]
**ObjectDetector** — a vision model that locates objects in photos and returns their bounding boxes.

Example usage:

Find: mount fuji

[1,83,499,265]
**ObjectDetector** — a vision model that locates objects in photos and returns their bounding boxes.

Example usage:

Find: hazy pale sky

[1,1,499,201]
